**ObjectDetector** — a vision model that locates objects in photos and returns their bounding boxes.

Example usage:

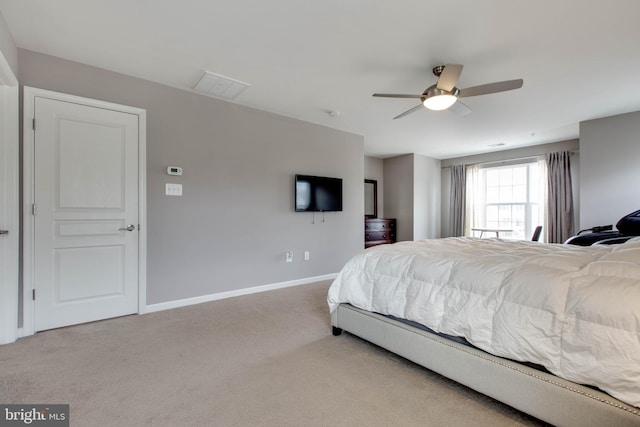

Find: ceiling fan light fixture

[422,86,459,110]
[423,94,458,110]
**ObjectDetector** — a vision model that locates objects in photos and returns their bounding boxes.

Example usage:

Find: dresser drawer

[364,218,397,248]
[365,220,395,231]
[365,230,391,241]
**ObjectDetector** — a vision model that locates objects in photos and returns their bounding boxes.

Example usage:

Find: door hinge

[32,118,35,131]
[32,203,36,216]
[32,289,36,300]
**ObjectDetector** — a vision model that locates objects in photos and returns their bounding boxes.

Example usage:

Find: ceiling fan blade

[436,64,463,91]
[458,79,523,98]
[393,104,424,120]
[449,100,472,116]
[373,93,422,98]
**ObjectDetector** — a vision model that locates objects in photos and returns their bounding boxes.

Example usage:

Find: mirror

[364,179,377,218]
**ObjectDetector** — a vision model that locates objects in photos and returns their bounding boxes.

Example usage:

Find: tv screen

[295,174,343,212]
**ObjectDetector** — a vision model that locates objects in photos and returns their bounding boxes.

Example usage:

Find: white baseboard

[144,273,337,314]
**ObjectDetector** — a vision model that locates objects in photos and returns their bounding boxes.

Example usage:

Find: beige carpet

[0,281,549,426]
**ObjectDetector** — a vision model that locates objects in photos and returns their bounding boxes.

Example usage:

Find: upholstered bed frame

[331,303,640,427]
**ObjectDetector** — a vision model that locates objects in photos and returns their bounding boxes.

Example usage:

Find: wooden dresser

[364,218,397,248]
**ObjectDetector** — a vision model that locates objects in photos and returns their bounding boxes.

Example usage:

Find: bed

[328,237,640,426]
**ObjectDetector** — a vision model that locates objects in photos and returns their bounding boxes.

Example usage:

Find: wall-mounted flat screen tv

[295,174,343,212]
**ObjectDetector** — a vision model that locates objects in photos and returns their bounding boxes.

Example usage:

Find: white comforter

[328,237,640,408]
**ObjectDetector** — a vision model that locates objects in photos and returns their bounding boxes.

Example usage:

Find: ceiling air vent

[192,71,251,100]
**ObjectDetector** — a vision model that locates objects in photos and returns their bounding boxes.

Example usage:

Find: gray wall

[384,155,414,241]
[18,49,364,305]
[383,153,441,241]
[364,156,384,218]
[0,11,17,75]
[580,111,640,228]
[440,139,580,238]
[413,154,441,240]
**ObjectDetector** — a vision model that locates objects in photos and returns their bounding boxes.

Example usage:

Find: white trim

[137,111,148,314]
[145,274,337,313]
[0,52,19,345]
[22,88,35,336]
[22,87,147,337]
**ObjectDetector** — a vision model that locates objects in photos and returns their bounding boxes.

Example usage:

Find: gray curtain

[449,164,466,237]
[546,152,575,243]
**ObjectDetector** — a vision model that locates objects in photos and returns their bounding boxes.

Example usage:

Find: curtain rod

[441,150,577,169]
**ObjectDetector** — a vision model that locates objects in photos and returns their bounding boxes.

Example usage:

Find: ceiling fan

[373,64,523,119]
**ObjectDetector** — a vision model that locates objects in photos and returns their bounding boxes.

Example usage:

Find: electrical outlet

[286,251,293,263]
[304,251,310,261]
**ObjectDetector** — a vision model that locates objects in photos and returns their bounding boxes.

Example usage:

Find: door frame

[0,53,19,345]
[22,87,147,337]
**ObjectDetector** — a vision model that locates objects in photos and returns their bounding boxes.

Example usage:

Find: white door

[33,96,140,331]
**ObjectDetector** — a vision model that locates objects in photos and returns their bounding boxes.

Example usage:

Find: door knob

[119,224,136,232]
[0,230,8,235]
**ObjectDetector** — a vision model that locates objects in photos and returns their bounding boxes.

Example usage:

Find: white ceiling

[2,0,640,159]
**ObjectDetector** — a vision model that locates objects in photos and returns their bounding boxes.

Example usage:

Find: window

[466,159,546,241]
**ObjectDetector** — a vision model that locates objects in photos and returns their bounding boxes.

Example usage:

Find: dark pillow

[616,210,640,235]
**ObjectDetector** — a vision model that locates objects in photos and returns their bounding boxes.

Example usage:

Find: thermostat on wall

[167,166,183,176]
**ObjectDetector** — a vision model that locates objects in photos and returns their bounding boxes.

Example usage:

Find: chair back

[531,226,543,242]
